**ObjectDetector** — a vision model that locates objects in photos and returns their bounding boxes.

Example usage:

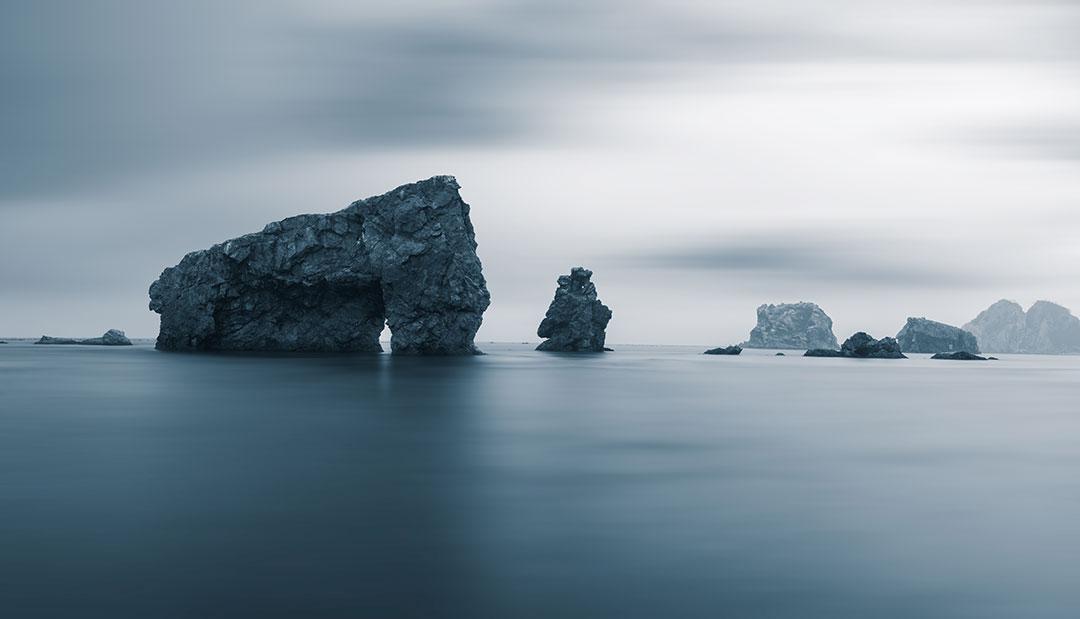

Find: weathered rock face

[704,345,742,355]
[536,267,612,352]
[36,329,132,346]
[964,300,1080,354]
[744,302,838,350]
[963,300,1024,353]
[932,351,988,361]
[805,332,906,359]
[896,318,979,354]
[149,176,490,354]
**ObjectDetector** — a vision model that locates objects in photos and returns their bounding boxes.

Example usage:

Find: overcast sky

[3,0,1079,344]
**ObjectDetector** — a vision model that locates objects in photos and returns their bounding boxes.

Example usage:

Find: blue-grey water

[2,342,1080,618]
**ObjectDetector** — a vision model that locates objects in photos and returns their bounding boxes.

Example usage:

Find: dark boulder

[148,176,490,355]
[806,332,906,359]
[744,302,838,350]
[536,267,612,352]
[36,329,132,346]
[704,345,742,355]
[931,351,988,361]
[897,317,979,354]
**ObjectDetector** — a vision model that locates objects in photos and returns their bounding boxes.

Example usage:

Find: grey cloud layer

[5,0,1078,200]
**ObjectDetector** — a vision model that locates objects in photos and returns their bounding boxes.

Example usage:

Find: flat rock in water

[36,329,132,346]
[704,345,742,355]
[931,351,988,361]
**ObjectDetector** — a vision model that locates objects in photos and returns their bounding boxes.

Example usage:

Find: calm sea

[2,342,1079,618]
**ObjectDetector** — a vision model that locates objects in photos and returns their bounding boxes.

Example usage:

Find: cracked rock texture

[36,329,132,346]
[744,302,838,350]
[149,176,490,354]
[896,318,979,354]
[806,332,906,359]
[536,267,612,352]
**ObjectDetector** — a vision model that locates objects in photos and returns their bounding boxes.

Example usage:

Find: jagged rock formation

[896,318,979,354]
[744,302,838,350]
[704,345,742,355]
[805,332,906,359]
[149,176,490,354]
[932,351,988,361]
[964,300,1080,354]
[36,329,132,346]
[963,300,1024,353]
[536,267,612,352]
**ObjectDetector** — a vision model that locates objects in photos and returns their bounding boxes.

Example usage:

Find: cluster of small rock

[805,332,906,359]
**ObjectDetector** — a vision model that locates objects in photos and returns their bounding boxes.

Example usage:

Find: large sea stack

[536,267,612,352]
[148,176,490,354]
[964,300,1080,354]
[806,332,906,359]
[896,317,979,354]
[744,302,838,350]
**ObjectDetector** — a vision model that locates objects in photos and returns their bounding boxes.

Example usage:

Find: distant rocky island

[744,302,838,350]
[964,300,1080,354]
[148,176,490,355]
[932,351,990,361]
[704,345,742,355]
[36,330,132,346]
[896,318,979,354]
[536,267,612,352]
[806,332,906,359]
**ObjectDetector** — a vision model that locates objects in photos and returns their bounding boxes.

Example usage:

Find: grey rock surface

[963,300,1025,353]
[149,176,490,354]
[744,302,838,350]
[931,351,988,361]
[964,299,1080,354]
[704,345,742,355]
[897,318,979,354]
[805,332,906,359]
[36,329,132,346]
[536,267,612,352]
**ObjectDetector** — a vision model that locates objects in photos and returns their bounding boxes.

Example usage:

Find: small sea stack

[806,332,906,359]
[704,345,742,355]
[536,267,612,352]
[743,302,838,350]
[897,317,979,354]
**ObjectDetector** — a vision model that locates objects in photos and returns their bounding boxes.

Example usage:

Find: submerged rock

[964,299,1080,354]
[704,345,742,355]
[805,332,906,359]
[36,329,132,346]
[744,302,838,350]
[896,317,979,354]
[931,351,988,361]
[148,176,490,354]
[536,267,612,352]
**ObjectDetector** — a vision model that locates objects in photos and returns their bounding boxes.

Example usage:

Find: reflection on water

[2,343,1080,618]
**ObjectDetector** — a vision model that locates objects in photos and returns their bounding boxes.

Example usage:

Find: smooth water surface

[2,342,1080,618]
